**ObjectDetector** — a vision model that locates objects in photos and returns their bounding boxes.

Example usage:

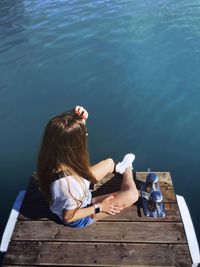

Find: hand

[74,106,89,122]
[100,196,125,215]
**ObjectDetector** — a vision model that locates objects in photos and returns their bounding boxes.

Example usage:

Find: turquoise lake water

[0,0,200,262]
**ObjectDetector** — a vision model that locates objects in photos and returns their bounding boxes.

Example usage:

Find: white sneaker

[115,153,135,174]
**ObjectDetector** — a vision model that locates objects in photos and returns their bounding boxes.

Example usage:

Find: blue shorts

[63,215,94,228]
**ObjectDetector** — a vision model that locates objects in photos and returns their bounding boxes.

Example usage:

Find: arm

[63,196,125,223]
[63,205,96,223]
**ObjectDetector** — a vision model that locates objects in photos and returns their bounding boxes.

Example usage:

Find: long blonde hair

[37,109,96,202]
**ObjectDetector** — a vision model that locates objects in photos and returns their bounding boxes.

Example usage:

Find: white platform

[0,190,26,253]
[177,195,200,267]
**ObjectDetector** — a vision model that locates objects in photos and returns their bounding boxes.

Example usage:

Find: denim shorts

[63,215,94,228]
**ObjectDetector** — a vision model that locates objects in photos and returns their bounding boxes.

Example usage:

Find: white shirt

[49,175,92,221]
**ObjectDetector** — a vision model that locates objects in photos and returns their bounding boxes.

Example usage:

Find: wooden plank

[94,172,173,189]
[103,202,181,222]
[18,201,181,222]
[92,185,176,202]
[135,172,173,186]
[22,185,176,203]
[2,263,186,267]
[1,266,189,267]
[12,221,187,244]
[1,265,187,267]
[3,241,192,266]
[30,171,173,186]
[22,172,174,203]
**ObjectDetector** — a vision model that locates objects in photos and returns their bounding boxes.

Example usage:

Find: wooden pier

[2,172,192,266]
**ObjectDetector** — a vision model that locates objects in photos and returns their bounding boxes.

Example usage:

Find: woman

[37,106,138,228]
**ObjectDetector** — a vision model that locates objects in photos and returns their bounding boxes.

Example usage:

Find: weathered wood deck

[2,172,192,266]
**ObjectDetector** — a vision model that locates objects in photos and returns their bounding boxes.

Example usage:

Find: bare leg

[91,167,139,221]
[90,158,115,182]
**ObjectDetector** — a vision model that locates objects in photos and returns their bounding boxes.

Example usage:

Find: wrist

[93,203,101,214]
